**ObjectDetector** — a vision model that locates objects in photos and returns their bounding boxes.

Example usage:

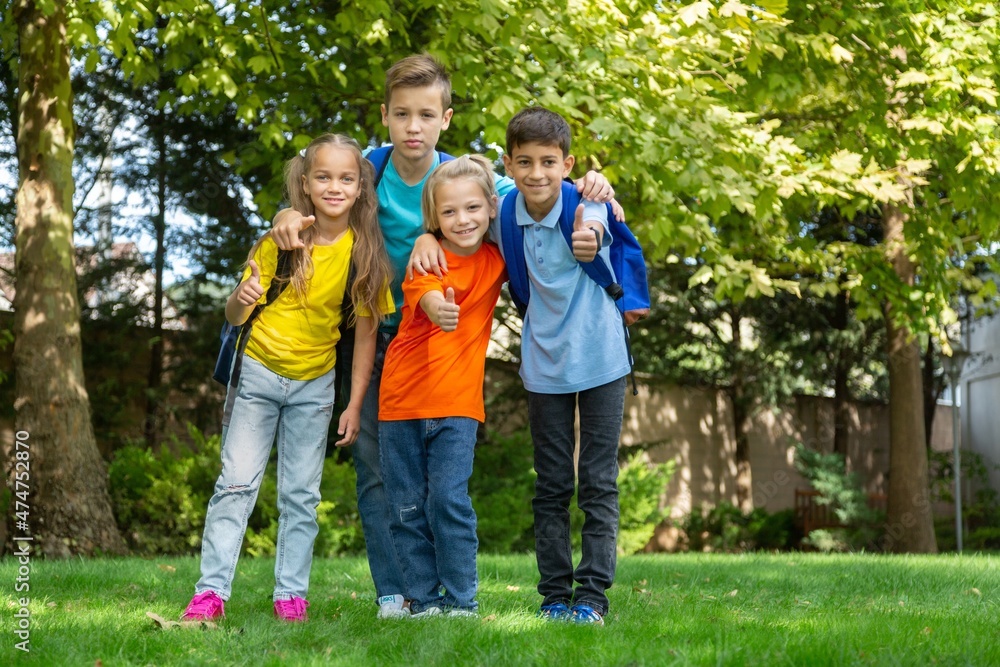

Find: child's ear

[489,194,498,217]
[562,154,576,178]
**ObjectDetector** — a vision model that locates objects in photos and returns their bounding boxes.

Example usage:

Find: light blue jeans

[379,417,480,613]
[196,356,334,601]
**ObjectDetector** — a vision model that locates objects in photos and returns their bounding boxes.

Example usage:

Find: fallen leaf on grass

[506,585,520,592]
[483,614,497,621]
[727,589,739,597]
[158,564,176,573]
[146,611,218,631]
[967,588,982,597]
[921,627,932,635]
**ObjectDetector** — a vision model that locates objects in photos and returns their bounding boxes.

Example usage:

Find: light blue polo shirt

[492,190,630,394]
[367,148,515,332]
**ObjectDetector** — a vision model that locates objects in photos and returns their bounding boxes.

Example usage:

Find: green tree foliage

[6,1,1000,554]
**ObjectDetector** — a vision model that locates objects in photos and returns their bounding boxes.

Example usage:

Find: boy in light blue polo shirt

[498,106,630,626]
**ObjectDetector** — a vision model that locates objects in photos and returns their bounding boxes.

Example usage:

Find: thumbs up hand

[237,259,266,306]
[571,204,601,262]
[422,287,460,332]
[436,287,461,332]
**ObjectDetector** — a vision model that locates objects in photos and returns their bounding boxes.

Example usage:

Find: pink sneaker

[274,597,309,622]
[181,590,225,620]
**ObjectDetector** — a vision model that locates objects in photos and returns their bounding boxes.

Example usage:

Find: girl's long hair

[247,133,393,323]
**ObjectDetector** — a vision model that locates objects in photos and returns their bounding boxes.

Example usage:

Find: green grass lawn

[1,552,997,666]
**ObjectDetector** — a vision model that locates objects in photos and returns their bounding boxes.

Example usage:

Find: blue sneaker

[570,603,604,625]
[538,602,571,621]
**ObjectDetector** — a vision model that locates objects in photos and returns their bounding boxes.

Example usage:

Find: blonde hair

[247,134,393,323]
[422,154,497,235]
[384,54,451,111]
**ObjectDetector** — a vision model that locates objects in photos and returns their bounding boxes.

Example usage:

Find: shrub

[616,451,676,554]
[109,424,220,555]
[110,424,676,557]
[793,442,883,551]
[470,429,537,553]
[109,424,364,556]
[679,503,799,552]
[471,431,678,555]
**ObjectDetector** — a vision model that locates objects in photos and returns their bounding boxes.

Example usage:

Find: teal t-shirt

[366,148,515,332]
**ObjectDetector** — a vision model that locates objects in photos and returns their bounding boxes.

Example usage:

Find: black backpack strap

[229,249,293,387]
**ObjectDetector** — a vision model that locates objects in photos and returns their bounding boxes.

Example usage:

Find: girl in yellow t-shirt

[379,155,507,617]
[183,134,393,623]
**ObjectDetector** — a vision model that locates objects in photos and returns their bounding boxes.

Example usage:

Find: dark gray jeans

[528,376,626,616]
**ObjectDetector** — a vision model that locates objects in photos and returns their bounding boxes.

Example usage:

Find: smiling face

[502,141,575,221]
[380,84,453,172]
[431,177,496,257]
[301,145,361,235]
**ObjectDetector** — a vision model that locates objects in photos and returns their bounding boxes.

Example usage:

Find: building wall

[962,312,1000,497]
[621,378,960,550]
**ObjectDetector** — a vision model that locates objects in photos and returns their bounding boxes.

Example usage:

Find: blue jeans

[528,377,625,616]
[197,356,334,601]
[353,331,406,601]
[379,417,480,613]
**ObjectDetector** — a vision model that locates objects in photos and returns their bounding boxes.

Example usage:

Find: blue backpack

[499,181,650,394]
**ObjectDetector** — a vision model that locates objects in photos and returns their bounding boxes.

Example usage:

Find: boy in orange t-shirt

[378,154,506,617]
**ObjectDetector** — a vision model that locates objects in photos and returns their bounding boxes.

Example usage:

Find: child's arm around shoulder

[408,233,447,279]
[270,208,315,250]
[334,314,377,447]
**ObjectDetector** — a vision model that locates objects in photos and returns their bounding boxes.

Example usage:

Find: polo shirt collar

[516,190,562,229]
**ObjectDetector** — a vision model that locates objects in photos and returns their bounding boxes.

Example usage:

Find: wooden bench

[794,489,887,534]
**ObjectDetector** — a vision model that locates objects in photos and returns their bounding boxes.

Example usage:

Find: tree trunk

[144,110,167,446]
[882,203,937,554]
[10,0,125,557]
[729,308,753,513]
[921,338,938,451]
[832,281,850,458]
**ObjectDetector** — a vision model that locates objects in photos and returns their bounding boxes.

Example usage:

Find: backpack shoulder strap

[340,258,357,327]
[229,248,293,387]
[438,151,455,164]
[367,146,394,187]
[243,249,292,328]
[557,182,621,299]
[499,192,529,317]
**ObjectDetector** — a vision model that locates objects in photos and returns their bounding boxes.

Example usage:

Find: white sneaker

[409,606,443,619]
[376,594,410,619]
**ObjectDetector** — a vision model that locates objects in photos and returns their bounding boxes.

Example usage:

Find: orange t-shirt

[379,243,507,422]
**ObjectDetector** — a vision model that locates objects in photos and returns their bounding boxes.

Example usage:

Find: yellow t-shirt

[242,233,393,381]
